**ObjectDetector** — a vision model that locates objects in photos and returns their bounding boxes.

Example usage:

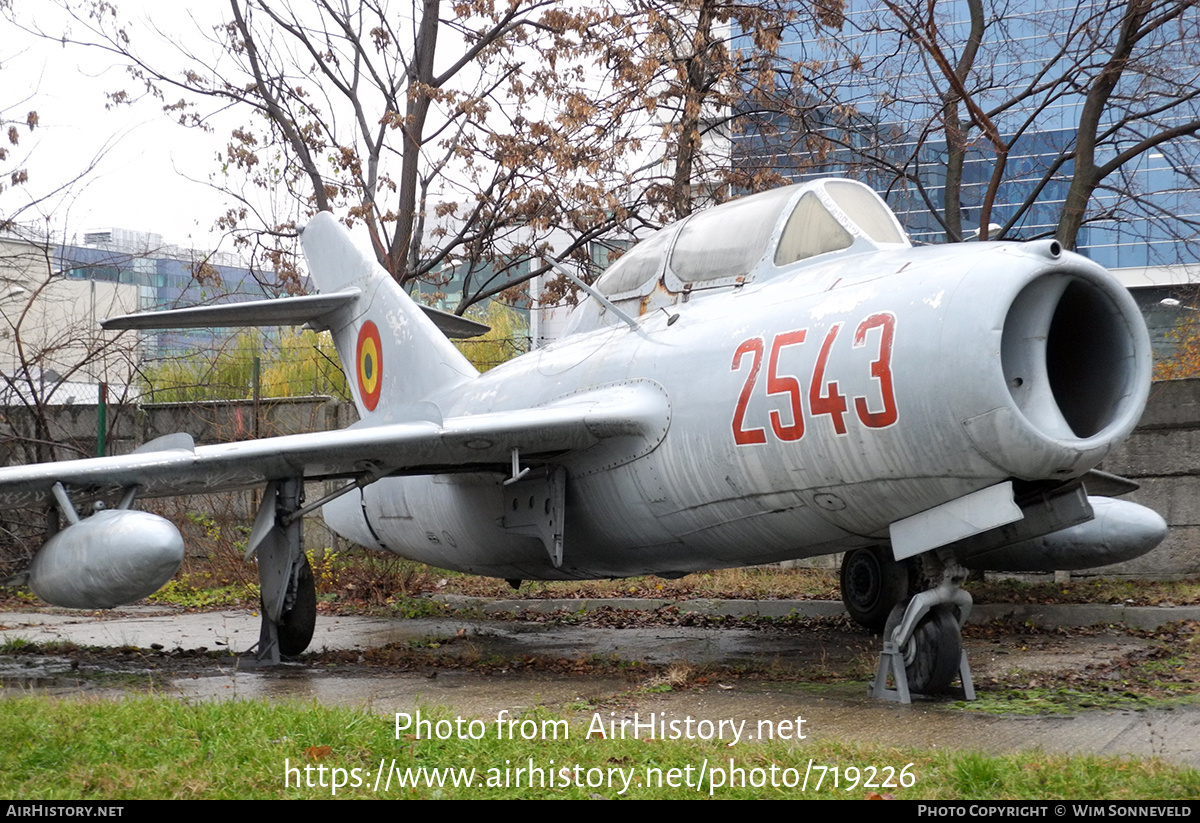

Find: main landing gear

[275,555,317,657]
[868,550,975,703]
[840,545,917,634]
[249,477,317,663]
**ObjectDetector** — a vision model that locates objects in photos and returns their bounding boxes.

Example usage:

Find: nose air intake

[1001,270,1147,443]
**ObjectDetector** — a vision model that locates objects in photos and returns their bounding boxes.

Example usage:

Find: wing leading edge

[0,382,671,509]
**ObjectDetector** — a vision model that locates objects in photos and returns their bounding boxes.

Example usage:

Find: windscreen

[774,193,854,266]
[595,229,674,296]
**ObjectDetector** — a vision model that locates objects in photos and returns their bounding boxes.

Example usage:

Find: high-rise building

[55,228,274,361]
[729,0,1200,364]
[732,0,1199,341]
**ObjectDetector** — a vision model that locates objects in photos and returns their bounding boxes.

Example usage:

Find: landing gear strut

[249,477,317,663]
[870,550,975,703]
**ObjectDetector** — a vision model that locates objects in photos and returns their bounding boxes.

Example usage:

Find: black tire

[840,546,909,633]
[883,603,962,694]
[277,556,317,657]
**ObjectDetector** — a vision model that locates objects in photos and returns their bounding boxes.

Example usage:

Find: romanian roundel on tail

[299,213,479,420]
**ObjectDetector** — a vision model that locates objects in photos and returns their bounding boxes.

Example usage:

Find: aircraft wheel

[840,546,909,633]
[884,603,961,694]
[277,556,317,657]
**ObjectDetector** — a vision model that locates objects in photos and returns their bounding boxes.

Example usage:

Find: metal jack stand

[870,646,975,703]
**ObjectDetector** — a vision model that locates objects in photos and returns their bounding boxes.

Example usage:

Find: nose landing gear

[870,551,975,703]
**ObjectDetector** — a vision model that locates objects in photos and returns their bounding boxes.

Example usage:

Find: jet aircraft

[0,179,1167,700]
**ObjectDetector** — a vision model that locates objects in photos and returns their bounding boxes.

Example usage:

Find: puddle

[1,607,1197,768]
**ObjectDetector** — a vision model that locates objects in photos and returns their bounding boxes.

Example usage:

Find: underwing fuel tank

[27,510,184,609]
[965,497,1168,571]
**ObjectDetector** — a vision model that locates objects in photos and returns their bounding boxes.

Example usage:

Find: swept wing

[0,383,667,508]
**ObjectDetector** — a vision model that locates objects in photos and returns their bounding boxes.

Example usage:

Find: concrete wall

[0,395,349,460]
[3,385,1200,578]
[1098,379,1200,577]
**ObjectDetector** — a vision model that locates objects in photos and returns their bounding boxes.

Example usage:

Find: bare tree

[8,1,686,311]
[0,39,42,234]
[0,228,140,463]
[0,105,38,223]
[1054,0,1200,249]
[592,0,849,223]
[771,0,1200,252]
[0,226,142,569]
[7,1,869,313]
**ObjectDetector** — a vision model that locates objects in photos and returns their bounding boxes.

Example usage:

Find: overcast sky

[2,3,244,251]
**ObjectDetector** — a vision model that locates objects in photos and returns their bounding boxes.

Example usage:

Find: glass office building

[56,230,273,360]
[732,0,1199,270]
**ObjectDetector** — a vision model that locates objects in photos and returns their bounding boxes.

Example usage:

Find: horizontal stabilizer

[102,291,489,339]
[420,305,491,339]
[102,291,359,331]
[133,433,195,454]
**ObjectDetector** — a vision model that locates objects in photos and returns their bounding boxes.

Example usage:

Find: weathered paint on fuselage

[323,238,1147,580]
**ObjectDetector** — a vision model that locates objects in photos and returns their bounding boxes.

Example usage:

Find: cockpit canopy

[593,178,909,302]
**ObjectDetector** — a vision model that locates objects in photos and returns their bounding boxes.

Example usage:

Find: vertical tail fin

[301,213,478,420]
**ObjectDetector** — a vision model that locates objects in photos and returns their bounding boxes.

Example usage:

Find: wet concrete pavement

[2,601,1198,769]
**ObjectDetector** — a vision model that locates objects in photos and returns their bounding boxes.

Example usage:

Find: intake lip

[1001,269,1148,443]
[958,249,1151,481]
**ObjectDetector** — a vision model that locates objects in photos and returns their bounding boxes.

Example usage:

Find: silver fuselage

[324,239,1148,579]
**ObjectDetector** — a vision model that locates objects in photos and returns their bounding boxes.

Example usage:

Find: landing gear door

[502,466,566,568]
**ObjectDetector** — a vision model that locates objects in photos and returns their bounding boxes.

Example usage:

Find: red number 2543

[731,312,897,446]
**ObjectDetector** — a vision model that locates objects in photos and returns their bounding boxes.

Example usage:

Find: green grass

[0,637,81,655]
[0,635,33,653]
[148,579,257,609]
[0,696,1197,800]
